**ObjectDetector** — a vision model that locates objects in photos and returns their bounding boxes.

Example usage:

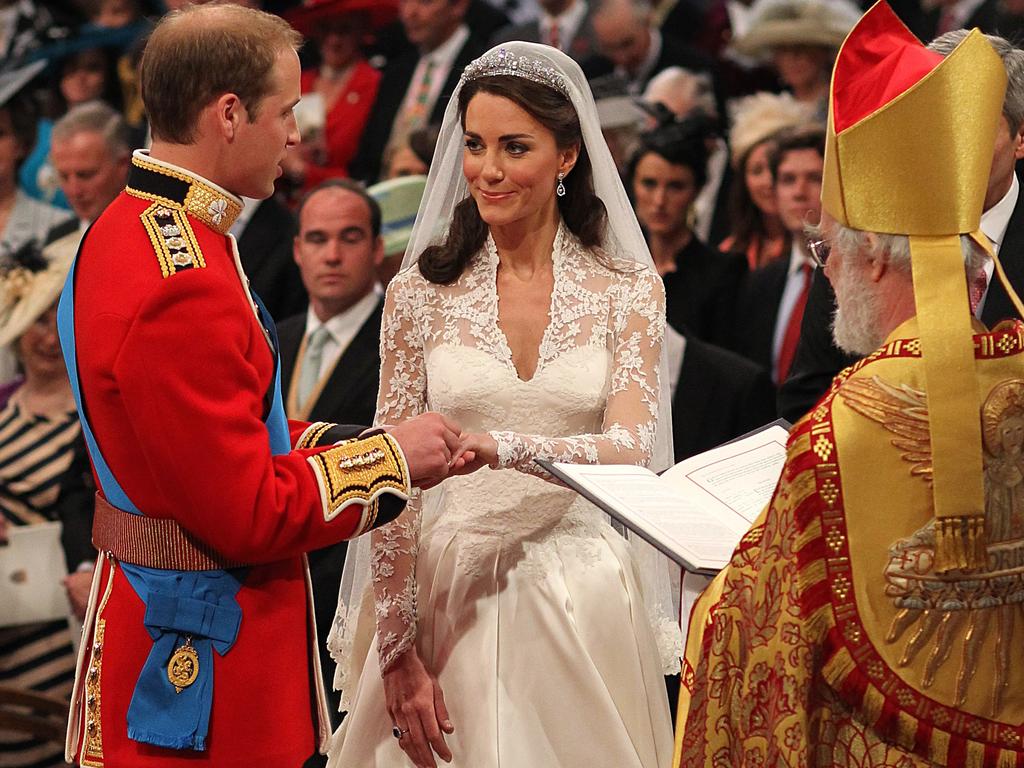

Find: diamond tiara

[460,47,570,98]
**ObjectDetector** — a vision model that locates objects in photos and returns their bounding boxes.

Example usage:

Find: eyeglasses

[806,238,831,268]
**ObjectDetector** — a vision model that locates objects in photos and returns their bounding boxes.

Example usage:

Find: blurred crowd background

[3,0,1021,765]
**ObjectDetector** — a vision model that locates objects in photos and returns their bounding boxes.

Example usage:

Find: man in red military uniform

[57,4,465,766]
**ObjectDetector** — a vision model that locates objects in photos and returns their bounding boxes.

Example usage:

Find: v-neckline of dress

[486,223,566,384]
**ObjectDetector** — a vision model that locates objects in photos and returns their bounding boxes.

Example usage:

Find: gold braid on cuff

[307,432,410,534]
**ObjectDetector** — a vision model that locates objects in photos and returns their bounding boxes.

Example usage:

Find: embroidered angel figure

[841,375,1024,716]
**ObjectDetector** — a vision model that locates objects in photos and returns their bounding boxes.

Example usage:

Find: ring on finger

[392,725,410,739]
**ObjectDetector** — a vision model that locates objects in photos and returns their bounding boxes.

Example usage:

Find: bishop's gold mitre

[822,3,1007,571]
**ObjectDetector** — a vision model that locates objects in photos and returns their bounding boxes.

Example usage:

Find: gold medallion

[167,637,199,694]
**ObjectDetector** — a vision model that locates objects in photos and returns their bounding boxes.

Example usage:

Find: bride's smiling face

[462,91,576,229]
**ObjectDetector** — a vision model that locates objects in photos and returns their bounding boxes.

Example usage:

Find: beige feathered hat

[732,0,862,59]
[728,91,815,166]
[0,233,79,348]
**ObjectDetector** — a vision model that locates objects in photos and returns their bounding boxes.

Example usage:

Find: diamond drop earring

[556,172,566,197]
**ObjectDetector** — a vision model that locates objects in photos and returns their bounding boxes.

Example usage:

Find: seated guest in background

[628,122,746,347]
[887,0,1002,44]
[20,40,126,207]
[283,0,393,190]
[0,63,71,385]
[730,0,860,118]
[0,242,82,768]
[0,65,71,258]
[383,123,439,179]
[47,101,131,245]
[277,179,385,729]
[491,0,600,61]
[368,173,427,287]
[779,28,1024,422]
[641,67,731,245]
[720,91,813,269]
[350,0,487,183]
[678,11,1024,763]
[586,0,717,99]
[640,65,715,127]
[732,124,824,384]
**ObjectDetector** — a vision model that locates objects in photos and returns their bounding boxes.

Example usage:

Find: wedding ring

[392,726,409,739]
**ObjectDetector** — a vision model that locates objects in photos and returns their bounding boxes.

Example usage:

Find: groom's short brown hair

[141,2,302,145]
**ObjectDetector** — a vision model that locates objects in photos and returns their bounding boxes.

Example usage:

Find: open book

[536,421,790,574]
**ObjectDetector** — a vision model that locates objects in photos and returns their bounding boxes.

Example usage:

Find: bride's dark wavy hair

[418,75,608,285]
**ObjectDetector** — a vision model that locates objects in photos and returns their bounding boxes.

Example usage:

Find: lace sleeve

[490,268,665,477]
[371,277,425,674]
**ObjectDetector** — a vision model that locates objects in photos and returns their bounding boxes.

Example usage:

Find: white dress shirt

[977,173,1019,317]
[693,138,728,244]
[302,291,381,383]
[229,197,259,240]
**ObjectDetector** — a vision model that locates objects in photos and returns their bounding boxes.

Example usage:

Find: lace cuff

[488,425,649,479]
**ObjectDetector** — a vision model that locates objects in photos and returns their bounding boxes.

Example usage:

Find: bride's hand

[382,646,453,767]
[450,433,498,476]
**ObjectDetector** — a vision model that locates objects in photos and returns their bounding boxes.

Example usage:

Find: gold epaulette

[138,202,206,279]
[307,432,410,536]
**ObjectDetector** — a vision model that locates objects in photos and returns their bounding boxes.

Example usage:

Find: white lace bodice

[371,224,666,673]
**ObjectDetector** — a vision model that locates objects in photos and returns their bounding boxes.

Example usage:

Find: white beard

[831,258,885,356]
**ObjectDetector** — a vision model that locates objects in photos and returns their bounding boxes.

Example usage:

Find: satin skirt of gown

[327,347,674,767]
[327,346,675,765]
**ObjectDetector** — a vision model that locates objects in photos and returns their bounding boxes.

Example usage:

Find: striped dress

[0,387,82,768]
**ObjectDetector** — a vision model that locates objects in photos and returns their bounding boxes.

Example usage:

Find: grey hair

[928,30,1024,133]
[809,220,987,273]
[643,66,717,119]
[51,100,131,158]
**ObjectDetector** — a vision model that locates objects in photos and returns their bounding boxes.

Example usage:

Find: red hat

[284,0,397,37]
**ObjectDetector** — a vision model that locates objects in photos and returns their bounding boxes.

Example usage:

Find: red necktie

[936,4,958,35]
[776,263,813,384]
[968,267,988,315]
[548,21,561,50]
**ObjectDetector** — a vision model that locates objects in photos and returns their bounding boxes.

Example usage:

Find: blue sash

[57,243,291,751]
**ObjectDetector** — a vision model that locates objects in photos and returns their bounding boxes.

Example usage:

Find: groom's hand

[385,413,462,488]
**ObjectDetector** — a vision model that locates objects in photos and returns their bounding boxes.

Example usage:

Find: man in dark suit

[583,0,721,112]
[491,0,600,62]
[888,0,1001,45]
[277,179,386,728]
[778,29,1024,422]
[231,195,308,321]
[45,100,131,247]
[731,125,825,384]
[349,0,488,183]
[667,327,777,461]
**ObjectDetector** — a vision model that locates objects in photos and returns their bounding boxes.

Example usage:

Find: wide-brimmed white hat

[732,0,862,59]
[0,232,78,348]
[729,91,816,166]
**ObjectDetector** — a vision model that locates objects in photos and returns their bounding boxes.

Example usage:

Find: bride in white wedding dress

[327,42,679,768]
